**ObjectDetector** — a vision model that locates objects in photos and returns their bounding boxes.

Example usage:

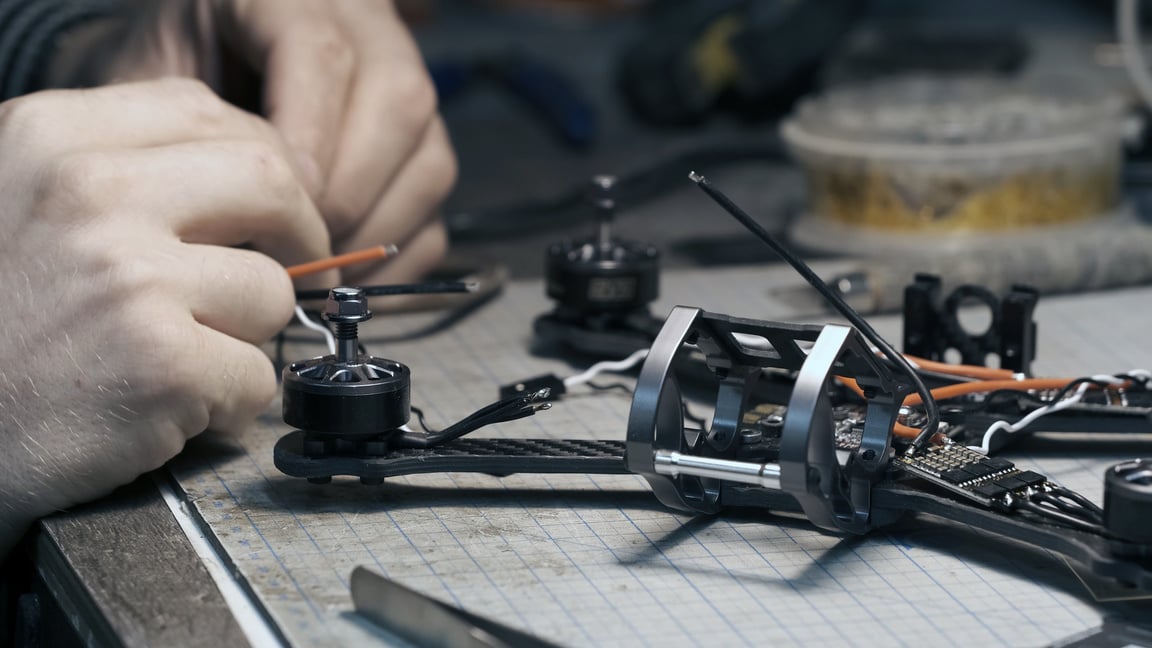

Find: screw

[323,287,371,363]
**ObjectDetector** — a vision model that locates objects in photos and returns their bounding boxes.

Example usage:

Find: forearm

[0,0,126,100]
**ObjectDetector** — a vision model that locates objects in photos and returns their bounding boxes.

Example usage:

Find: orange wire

[834,375,1081,440]
[902,378,1074,406]
[285,244,398,279]
[856,354,1019,437]
[835,377,922,439]
[903,354,1016,380]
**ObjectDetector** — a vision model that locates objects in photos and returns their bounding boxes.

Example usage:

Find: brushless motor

[535,175,663,357]
[1103,458,1152,543]
[282,287,411,444]
[545,175,658,313]
[545,239,659,314]
[282,356,411,439]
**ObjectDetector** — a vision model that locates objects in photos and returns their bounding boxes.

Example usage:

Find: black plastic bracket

[902,274,1038,375]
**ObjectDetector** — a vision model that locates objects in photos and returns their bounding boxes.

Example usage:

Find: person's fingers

[317,9,438,239]
[188,324,280,436]
[89,293,277,440]
[332,117,457,254]
[180,244,296,345]
[160,140,332,266]
[343,216,449,287]
[256,14,357,194]
[40,143,332,268]
[205,0,453,256]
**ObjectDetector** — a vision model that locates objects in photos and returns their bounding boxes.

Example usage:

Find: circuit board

[742,403,902,451]
[894,444,1051,507]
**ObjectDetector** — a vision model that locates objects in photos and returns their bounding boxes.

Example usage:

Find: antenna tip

[688,171,705,184]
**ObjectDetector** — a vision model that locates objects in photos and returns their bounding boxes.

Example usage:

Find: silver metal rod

[653,451,781,490]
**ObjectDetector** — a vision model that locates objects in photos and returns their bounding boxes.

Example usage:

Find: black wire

[689,172,941,452]
[396,391,551,449]
[940,371,1151,416]
[1032,492,1104,524]
[295,281,475,302]
[407,401,505,439]
[1015,498,1105,534]
[1044,372,1152,404]
[273,330,287,376]
[1047,377,1110,404]
[1049,486,1105,518]
[1113,372,1150,384]
[408,405,435,433]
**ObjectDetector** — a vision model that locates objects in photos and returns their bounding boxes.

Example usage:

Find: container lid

[782,75,1133,160]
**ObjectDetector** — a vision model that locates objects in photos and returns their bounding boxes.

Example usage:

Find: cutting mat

[169,266,1152,646]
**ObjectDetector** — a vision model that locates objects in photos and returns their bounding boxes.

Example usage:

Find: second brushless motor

[535,175,663,357]
[545,174,659,314]
[545,239,659,314]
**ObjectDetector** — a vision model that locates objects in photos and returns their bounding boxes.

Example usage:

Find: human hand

[0,79,330,553]
[54,0,458,286]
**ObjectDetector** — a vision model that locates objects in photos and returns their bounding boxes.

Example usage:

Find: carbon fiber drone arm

[626,306,909,533]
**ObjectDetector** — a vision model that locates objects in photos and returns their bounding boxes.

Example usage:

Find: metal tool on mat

[350,567,562,648]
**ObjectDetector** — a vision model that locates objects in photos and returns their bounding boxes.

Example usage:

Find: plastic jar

[781,76,1131,231]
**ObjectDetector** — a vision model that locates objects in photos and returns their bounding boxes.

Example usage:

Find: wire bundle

[967,372,1151,453]
[1016,486,1106,533]
[396,389,553,449]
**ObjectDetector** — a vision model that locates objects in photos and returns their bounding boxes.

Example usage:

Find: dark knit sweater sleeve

[0,0,122,101]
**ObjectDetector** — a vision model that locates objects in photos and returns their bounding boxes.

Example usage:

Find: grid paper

[169,266,1152,647]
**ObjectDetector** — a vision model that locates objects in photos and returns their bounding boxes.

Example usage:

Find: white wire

[968,373,1130,454]
[1127,368,1152,382]
[294,305,336,354]
[969,384,1091,454]
[1118,0,1152,111]
[563,348,650,388]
